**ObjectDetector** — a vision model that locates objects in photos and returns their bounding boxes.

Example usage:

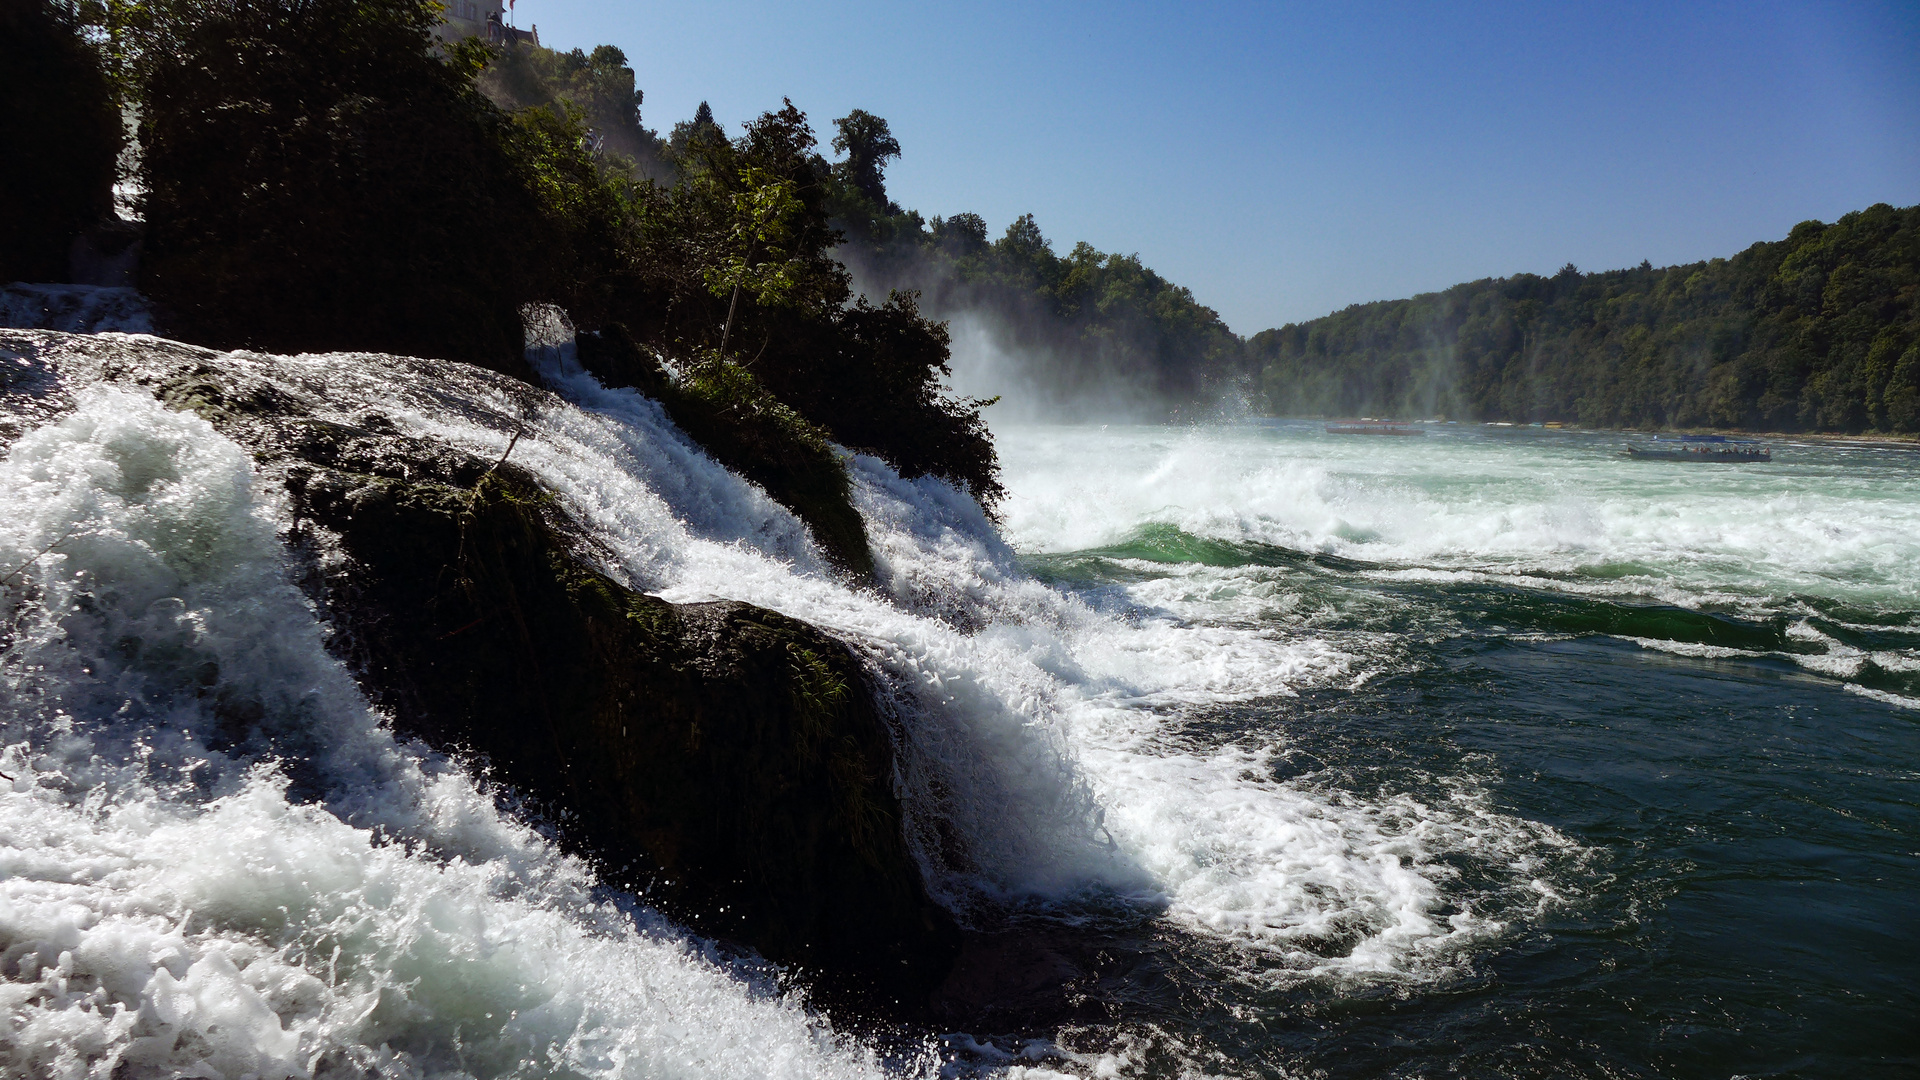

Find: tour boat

[1326,419,1425,436]
[1623,435,1771,462]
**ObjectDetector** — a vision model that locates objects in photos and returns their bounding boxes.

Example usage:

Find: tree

[579,99,1002,506]
[477,39,661,170]
[831,109,901,207]
[667,99,725,162]
[0,0,121,282]
[1248,203,1920,432]
[931,213,988,257]
[703,167,805,352]
[129,0,602,371]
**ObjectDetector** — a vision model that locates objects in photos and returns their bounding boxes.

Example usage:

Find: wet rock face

[0,329,960,1005]
[302,466,958,1002]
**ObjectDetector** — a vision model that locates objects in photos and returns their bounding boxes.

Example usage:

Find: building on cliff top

[437,0,539,47]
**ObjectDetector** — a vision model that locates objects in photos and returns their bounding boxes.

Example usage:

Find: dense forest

[1253,204,1920,433]
[1,0,1001,527]
[822,115,1251,418]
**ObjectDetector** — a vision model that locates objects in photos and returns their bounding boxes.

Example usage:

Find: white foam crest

[1620,624,1920,701]
[1619,636,1760,660]
[994,423,1920,616]
[0,390,919,1079]
[1843,684,1920,711]
[0,767,918,1080]
[0,285,155,335]
[1061,716,1574,981]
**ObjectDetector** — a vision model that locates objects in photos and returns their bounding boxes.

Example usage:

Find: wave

[996,423,1920,617]
[995,422,1920,704]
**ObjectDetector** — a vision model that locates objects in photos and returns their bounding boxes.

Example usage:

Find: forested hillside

[1252,204,1920,433]
[822,114,1252,417]
[511,79,1253,418]
[474,58,1248,420]
[837,206,1250,417]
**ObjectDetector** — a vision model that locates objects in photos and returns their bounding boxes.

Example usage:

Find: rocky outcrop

[0,329,959,1005]
[289,448,956,1002]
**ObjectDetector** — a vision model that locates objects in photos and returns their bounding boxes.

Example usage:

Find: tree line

[5,0,1915,441]
[1252,204,1920,433]
[821,114,1253,418]
[776,106,1919,435]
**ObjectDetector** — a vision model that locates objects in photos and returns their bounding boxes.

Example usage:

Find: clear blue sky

[518,1,1918,335]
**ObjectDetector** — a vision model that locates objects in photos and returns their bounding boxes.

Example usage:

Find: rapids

[2,333,1915,1078]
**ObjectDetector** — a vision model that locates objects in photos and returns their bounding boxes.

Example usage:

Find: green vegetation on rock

[600,98,1005,508]
[1252,203,1920,433]
[579,325,874,577]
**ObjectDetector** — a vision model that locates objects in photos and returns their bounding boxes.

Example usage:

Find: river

[988,419,1919,1077]
[1,340,1914,1078]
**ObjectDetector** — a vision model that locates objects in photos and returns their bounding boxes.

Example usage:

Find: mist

[840,229,1255,427]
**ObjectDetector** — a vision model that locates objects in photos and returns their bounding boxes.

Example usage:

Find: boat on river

[1326,419,1425,436]
[1624,434,1771,462]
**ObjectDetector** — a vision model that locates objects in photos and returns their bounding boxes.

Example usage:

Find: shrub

[593,101,1003,511]
[761,291,1003,510]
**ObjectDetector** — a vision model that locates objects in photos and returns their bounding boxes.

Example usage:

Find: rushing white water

[0,387,921,1079]
[995,421,1920,704]
[0,285,154,336]
[0,336,1583,1077]
[997,423,1920,600]
[509,352,1572,971]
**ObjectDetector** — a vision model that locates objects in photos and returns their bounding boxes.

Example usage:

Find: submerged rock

[0,329,959,1004]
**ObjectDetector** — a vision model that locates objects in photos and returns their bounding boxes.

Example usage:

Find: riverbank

[1270,414,1920,450]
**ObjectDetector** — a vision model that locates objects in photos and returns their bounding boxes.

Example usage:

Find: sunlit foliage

[1253,204,1920,433]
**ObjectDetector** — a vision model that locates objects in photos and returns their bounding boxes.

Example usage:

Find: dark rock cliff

[0,329,960,1006]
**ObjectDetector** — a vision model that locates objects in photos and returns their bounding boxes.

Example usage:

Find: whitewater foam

[995,423,1920,616]
[498,353,1575,977]
[0,389,921,1079]
[2,339,1593,1078]
[995,422,1920,703]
